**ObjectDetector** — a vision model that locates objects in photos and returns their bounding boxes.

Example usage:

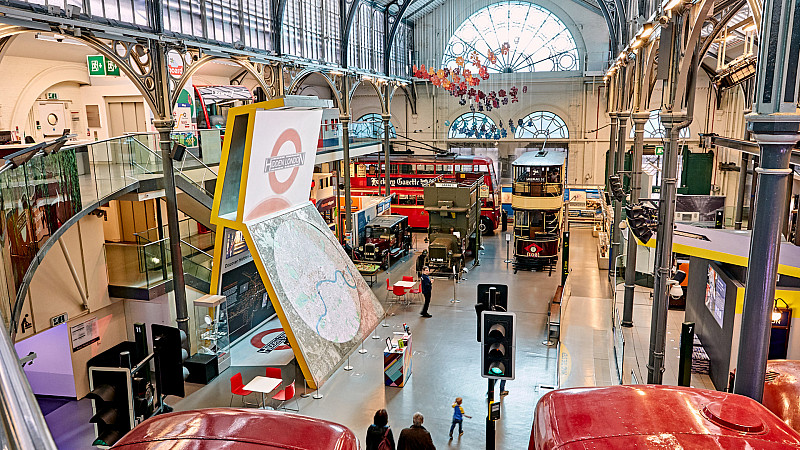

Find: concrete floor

[44,228,624,449]
[171,231,561,449]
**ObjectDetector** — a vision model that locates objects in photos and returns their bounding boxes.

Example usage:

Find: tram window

[366,164,378,175]
[398,163,414,174]
[418,164,435,174]
[391,195,400,204]
[399,195,416,205]
[435,164,446,173]
[415,195,424,204]
[390,164,400,174]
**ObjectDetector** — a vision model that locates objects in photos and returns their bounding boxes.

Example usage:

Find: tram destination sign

[367,176,435,188]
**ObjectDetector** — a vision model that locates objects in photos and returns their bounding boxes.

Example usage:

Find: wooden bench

[546,285,564,344]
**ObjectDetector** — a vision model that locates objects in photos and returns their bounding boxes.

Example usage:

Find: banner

[243,109,323,222]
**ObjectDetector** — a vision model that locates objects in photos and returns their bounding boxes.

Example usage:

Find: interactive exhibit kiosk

[203,96,385,390]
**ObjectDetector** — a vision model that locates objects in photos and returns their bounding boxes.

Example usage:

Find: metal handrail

[126,135,217,198]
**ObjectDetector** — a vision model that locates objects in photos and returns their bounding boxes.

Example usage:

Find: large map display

[246,203,384,386]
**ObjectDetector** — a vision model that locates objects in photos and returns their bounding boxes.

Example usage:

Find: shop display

[384,329,412,387]
[193,294,231,372]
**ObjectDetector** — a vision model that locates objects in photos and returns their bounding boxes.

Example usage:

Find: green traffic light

[490,367,504,375]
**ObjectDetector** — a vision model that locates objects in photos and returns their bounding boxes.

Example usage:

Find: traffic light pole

[486,380,496,450]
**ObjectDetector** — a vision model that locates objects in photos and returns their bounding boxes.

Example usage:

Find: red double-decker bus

[351,154,501,232]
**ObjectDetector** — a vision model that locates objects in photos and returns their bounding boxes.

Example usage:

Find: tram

[531,385,800,449]
[510,150,566,274]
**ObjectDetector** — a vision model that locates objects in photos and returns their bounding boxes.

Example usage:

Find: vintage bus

[531,385,800,449]
[112,408,360,449]
[310,172,337,231]
[511,150,566,274]
[350,154,500,233]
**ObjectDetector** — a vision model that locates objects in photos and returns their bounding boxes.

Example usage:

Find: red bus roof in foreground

[354,154,494,164]
[531,385,800,450]
[765,360,800,433]
[112,408,359,450]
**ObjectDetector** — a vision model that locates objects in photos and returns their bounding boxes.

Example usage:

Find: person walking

[397,412,435,450]
[420,266,433,318]
[366,409,395,450]
[449,397,472,439]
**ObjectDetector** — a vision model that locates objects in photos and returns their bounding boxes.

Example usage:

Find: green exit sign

[87,55,120,77]
[655,145,664,155]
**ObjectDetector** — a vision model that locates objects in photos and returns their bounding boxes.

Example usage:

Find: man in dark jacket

[397,412,435,450]
[420,267,433,318]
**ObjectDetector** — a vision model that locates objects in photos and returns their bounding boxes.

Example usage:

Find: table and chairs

[387,276,420,305]
[230,367,298,411]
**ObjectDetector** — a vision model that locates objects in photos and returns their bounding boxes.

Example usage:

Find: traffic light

[152,324,189,398]
[481,311,516,380]
[475,284,509,342]
[87,367,134,447]
[609,175,626,202]
[625,202,657,243]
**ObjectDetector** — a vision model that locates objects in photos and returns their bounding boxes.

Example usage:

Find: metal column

[341,115,353,239]
[153,119,191,347]
[606,112,619,195]
[610,112,629,278]
[732,0,800,401]
[734,153,749,230]
[734,132,796,400]
[647,112,687,384]
[622,112,648,327]
[382,112,392,197]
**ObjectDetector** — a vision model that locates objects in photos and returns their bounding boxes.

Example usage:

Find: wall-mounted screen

[705,265,726,327]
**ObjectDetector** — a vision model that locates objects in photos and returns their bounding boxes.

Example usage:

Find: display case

[194,294,231,373]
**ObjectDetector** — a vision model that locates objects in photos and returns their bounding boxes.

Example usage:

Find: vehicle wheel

[480,217,494,236]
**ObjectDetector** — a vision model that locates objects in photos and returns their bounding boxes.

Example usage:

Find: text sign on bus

[367,176,436,188]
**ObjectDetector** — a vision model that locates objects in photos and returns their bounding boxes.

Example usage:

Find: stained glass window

[352,113,396,138]
[630,110,691,139]
[442,1,579,73]
[515,111,569,139]
[449,113,499,138]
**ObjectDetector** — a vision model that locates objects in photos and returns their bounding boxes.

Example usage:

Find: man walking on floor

[420,266,433,318]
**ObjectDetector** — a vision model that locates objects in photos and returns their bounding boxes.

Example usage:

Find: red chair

[272,381,298,411]
[402,276,414,282]
[385,278,394,302]
[409,283,422,303]
[230,373,258,407]
[393,285,408,305]
[265,367,282,380]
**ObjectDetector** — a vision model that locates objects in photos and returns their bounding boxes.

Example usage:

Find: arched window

[449,113,498,138]
[630,110,691,139]
[352,113,396,139]
[515,111,569,139]
[442,1,579,73]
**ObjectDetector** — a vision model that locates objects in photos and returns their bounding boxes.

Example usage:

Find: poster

[243,109,323,222]
[705,265,726,328]
[70,318,99,352]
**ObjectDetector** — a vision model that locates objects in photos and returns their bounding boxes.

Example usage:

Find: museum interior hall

[3,0,800,447]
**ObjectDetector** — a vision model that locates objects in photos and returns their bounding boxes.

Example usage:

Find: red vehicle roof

[531,385,800,449]
[765,360,800,433]
[354,154,494,164]
[112,408,360,449]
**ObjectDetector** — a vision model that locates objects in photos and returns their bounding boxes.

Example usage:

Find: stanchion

[504,232,512,266]
[450,265,460,303]
[312,383,323,399]
[344,356,353,371]
[359,340,368,354]
[300,378,311,398]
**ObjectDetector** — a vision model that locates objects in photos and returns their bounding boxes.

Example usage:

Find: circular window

[47,113,58,126]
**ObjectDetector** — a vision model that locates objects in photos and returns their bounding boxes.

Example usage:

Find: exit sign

[50,312,68,327]
[655,145,664,155]
[87,55,120,77]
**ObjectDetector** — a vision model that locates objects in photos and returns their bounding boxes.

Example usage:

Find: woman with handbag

[366,409,396,450]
